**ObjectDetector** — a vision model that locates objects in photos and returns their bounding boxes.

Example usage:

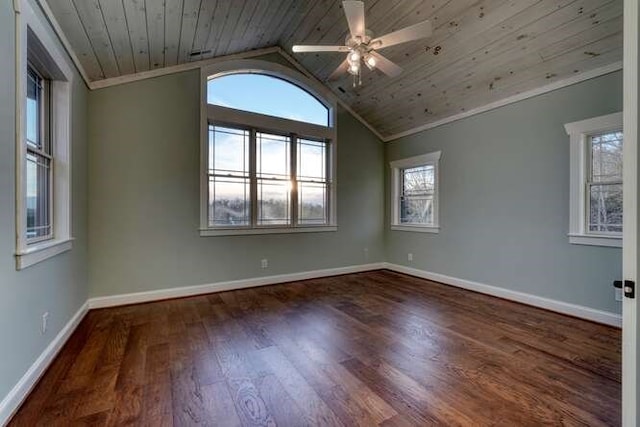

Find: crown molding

[88,46,282,90]
[383,61,623,143]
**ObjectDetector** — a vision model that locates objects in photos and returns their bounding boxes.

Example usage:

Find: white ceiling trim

[383,61,624,143]
[88,46,281,90]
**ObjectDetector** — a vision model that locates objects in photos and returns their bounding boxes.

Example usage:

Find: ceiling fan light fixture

[291,0,433,85]
[364,54,377,69]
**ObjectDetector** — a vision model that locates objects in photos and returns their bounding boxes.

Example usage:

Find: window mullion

[250,128,258,227]
[325,139,331,225]
[291,134,298,227]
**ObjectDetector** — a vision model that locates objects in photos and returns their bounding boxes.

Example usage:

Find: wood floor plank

[9,270,621,426]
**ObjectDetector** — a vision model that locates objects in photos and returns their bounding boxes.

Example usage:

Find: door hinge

[614,280,635,299]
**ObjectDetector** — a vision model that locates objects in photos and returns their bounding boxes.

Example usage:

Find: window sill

[15,237,74,270]
[391,225,440,234]
[200,226,337,237]
[568,233,621,248]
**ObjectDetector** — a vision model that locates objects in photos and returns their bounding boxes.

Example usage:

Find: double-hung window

[200,61,337,236]
[390,151,442,233]
[564,112,623,247]
[15,1,74,269]
[25,65,53,242]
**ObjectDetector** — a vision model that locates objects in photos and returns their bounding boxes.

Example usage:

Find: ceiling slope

[43,0,623,140]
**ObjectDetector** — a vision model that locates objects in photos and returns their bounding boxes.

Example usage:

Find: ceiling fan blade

[292,45,350,53]
[370,51,402,78]
[343,1,365,38]
[370,20,432,50]
[327,58,349,81]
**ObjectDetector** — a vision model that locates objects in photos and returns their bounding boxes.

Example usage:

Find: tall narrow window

[400,165,435,225]
[201,61,337,236]
[297,138,328,225]
[587,131,623,234]
[208,126,250,227]
[257,132,291,226]
[25,65,52,242]
[564,112,623,247]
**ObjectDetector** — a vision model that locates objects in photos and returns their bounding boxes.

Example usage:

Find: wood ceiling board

[98,0,135,75]
[122,0,151,72]
[176,0,201,63]
[46,0,104,79]
[191,0,218,55]
[224,1,261,55]
[43,0,623,139]
[163,0,184,66]
[239,0,282,53]
[146,0,167,69]
[374,45,622,135]
[362,1,621,122]
[352,0,575,104]
[71,0,119,77]
[211,1,247,57]
[254,0,296,47]
[352,0,619,117]
[202,0,233,55]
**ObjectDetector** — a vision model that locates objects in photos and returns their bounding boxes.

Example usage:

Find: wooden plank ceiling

[46,0,623,139]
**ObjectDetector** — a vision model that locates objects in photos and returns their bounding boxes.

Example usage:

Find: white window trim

[199,59,338,237]
[390,151,442,233]
[564,112,623,248]
[15,0,74,269]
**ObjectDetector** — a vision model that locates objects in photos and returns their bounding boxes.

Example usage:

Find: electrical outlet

[41,312,49,335]
[615,287,623,302]
[261,259,268,268]
[364,247,369,260]
[408,253,413,262]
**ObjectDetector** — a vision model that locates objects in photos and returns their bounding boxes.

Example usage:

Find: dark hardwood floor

[10,270,621,426]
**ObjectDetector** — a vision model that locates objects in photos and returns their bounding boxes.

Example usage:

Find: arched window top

[207,73,330,127]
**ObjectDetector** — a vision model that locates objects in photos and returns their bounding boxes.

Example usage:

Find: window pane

[26,67,40,148]
[209,176,250,227]
[299,182,327,225]
[257,132,290,179]
[402,165,434,196]
[400,197,433,225]
[589,183,622,233]
[210,126,249,175]
[298,139,326,181]
[207,74,329,126]
[26,151,51,239]
[258,179,290,226]
[591,131,623,183]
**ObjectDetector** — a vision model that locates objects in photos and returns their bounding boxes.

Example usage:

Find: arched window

[199,60,337,236]
[207,74,330,127]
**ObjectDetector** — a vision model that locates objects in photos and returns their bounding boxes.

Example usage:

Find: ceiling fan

[292,1,433,87]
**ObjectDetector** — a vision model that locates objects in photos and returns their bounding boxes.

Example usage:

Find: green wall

[385,71,623,314]
[0,0,88,403]
[87,69,385,297]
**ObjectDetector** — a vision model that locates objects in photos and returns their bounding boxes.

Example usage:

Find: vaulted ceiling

[45,0,623,140]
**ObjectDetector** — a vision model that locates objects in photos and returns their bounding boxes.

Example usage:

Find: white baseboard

[88,262,386,309]
[383,263,622,327]
[0,302,89,426]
